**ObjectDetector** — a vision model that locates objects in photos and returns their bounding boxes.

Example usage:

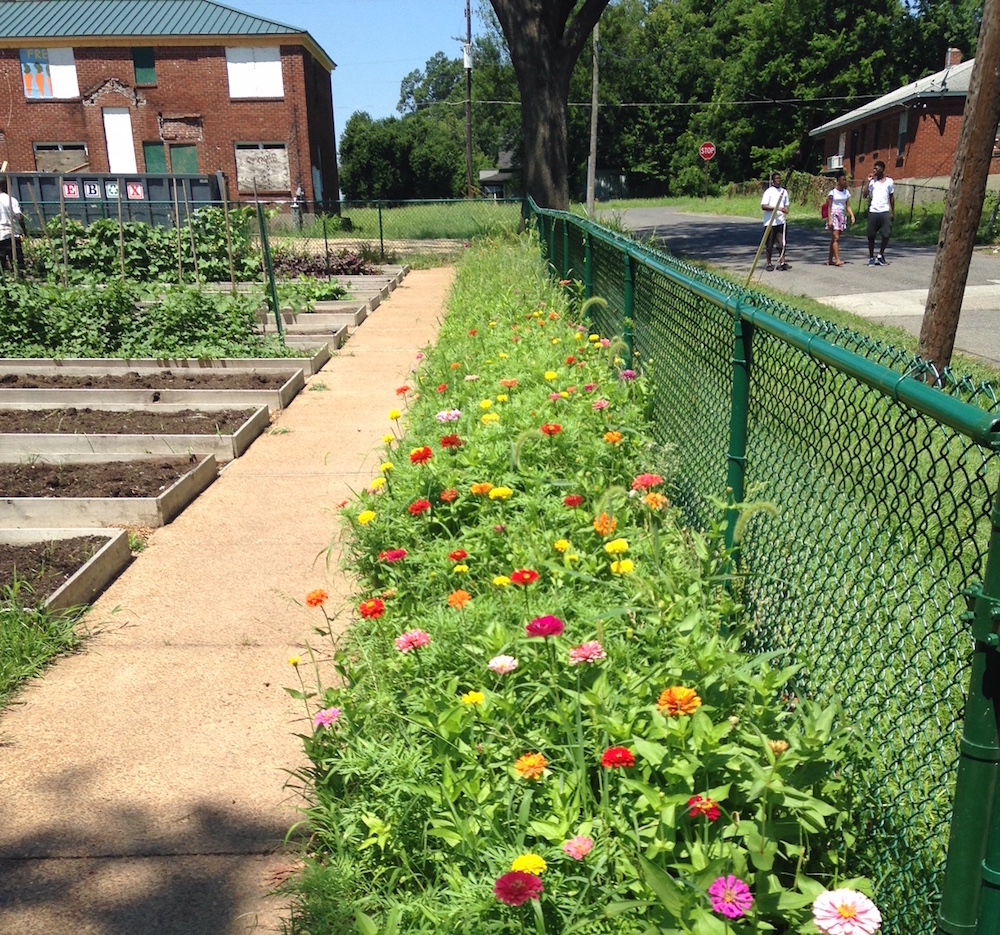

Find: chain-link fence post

[623,252,634,363]
[585,231,593,301]
[724,305,752,560]
[377,199,384,260]
[562,217,570,278]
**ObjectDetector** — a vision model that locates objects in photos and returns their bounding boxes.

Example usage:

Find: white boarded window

[226,47,283,99]
[20,47,79,99]
[235,143,289,192]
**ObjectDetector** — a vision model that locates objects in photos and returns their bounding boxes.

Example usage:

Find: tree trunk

[917,0,1000,372]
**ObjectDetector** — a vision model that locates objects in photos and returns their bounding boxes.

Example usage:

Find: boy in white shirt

[862,160,894,266]
[760,172,789,271]
[0,178,26,273]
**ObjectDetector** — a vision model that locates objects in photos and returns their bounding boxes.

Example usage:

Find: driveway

[620,206,1000,368]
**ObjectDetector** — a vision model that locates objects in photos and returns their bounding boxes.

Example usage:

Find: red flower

[494,871,544,906]
[395,385,411,396]
[440,434,463,449]
[305,589,328,608]
[687,795,722,822]
[408,499,432,516]
[631,473,664,491]
[526,615,564,638]
[440,488,459,503]
[448,549,468,562]
[469,328,478,337]
[563,494,585,508]
[565,356,576,365]
[378,549,407,564]
[601,746,636,769]
[410,446,433,465]
[436,383,448,393]
[510,569,540,587]
[358,598,385,619]
[541,423,563,436]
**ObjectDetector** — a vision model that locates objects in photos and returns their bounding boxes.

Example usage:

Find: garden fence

[527,197,1000,935]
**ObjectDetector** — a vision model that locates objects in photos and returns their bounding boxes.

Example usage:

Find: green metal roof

[0,0,333,67]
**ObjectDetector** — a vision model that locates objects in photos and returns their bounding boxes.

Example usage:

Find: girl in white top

[825,172,855,267]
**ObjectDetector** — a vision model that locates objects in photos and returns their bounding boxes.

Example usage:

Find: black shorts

[867,211,892,241]
[764,224,786,252]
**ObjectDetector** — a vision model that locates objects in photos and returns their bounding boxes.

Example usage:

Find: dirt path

[0,268,453,935]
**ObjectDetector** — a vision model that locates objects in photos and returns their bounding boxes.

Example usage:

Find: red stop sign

[699,141,716,161]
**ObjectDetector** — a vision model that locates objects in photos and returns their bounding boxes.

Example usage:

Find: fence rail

[527,197,1000,935]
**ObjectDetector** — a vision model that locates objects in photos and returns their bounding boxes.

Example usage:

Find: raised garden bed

[0,455,217,528]
[0,371,291,390]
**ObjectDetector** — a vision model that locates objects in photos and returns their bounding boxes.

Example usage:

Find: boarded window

[170,144,199,174]
[143,142,167,173]
[235,143,289,192]
[133,48,156,86]
[33,143,88,172]
[20,47,79,99]
[225,47,283,99]
[896,110,908,153]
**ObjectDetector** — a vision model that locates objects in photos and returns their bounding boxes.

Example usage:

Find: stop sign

[699,141,716,161]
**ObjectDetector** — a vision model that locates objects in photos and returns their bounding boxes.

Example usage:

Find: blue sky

[233,0,476,137]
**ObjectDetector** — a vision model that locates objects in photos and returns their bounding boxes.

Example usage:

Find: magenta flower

[592,399,609,411]
[583,383,597,392]
[394,629,431,653]
[568,641,606,665]
[562,835,594,860]
[812,889,882,935]
[526,615,565,638]
[488,654,519,675]
[619,369,637,381]
[708,876,753,920]
[313,707,342,729]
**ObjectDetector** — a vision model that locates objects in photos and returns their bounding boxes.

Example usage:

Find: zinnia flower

[619,369,637,381]
[380,462,394,473]
[489,486,513,500]
[382,434,394,444]
[812,889,882,935]
[569,641,606,665]
[688,795,722,821]
[632,472,664,491]
[544,370,558,381]
[369,477,386,492]
[448,549,468,562]
[410,446,433,465]
[436,383,448,393]
[604,430,624,445]
[510,569,540,587]
[493,575,511,587]
[460,690,485,706]
[470,482,494,496]
[395,385,410,396]
[513,752,548,780]
[593,512,617,536]
[479,399,493,410]
[452,564,469,574]
[708,876,753,920]
[494,871,543,907]
[464,373,479,382]
[357,510,376,526]
[604,538,629,555]
[511,854,546,875]
[488,654,518,674]
[440,433,463,449]
[601,746,635,769]
[288,656,300,667]
[482,412,500,425]
[563,494,584,508]
[388,409,401,421]
[553,539,570,553]
[526,615,564,638]
[448,589,472,609]
[379,548,407,563]
[610,559,635,576]
[657,686,702,717]
[592,399,609,411]
[408,499,431,516]
[394,629,431,653]
[644,492,669,510]
[499,378,518,389]
[562,835,594,860]
[768,739,790,757]
[541,423,563,436]
[313,707,342,729]
[436,409,462,422]
[440,488,459,502]
[305,589,328,608]
[358,598,385,619]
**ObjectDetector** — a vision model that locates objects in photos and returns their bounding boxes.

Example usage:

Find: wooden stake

[58,176,69,288]
[220,174,236,292]
[173,177,183,284]
[181,180,199,279]
[116,180,125,280]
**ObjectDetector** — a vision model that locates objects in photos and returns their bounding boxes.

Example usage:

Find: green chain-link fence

[529,199,1000,935]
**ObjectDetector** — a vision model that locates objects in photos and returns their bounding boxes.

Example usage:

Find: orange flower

[448,589,472,610]
[644,492,669,511]
[593,513,618,537]
[513,752,548,780]
[499,378,519,389]
[604,431,624,445]
[450,362,462,370]
[657,686,702,717]
[395,385,411,396]
[305,589,328,608]
[470,482,494,496]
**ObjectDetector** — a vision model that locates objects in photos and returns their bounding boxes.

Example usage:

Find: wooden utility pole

[586,22,599,217]
[464,0,475,197]
[918,3,1000,372]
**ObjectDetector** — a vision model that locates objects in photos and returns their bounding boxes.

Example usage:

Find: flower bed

[291,238,880,935]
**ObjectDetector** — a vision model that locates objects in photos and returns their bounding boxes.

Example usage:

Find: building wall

[0,42,336,204]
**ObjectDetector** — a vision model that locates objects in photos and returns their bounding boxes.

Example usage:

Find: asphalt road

[619,206,1000,368]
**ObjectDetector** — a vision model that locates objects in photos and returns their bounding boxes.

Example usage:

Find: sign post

[699,141,716,199]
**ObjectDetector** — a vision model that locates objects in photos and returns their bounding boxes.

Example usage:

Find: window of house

[133,48,156,86]
[143,142,167,173]
[896,110,908,153]
[225,47,283,99]
[20,48,79,99]
[859,124,867,152]
[234,143,289,192]
[170,144,198,173]
[33,142,88,172]
[874,119,882,150]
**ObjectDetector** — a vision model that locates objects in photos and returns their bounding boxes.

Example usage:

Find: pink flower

[562,835,593,860]
[708,876,753,920]
[549,392,562,402]
[592,399,609,411]
[378,548,407,563]
[619,369,637,381]
[394,629,431,653]
[569,641,606,665]
[526,615,565,638]
[583,383,597,392]
[488,654,519,675]
[812,889,882,935]
[312,707,342,729]
[494,870,543,906]
[631,473,664,491]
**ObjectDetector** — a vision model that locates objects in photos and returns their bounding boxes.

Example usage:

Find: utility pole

[918,3,1000,372]
[586,21,599,217]
[464,0,475,197]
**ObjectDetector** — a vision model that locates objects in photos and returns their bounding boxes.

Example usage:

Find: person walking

[862,160,894,266]
[760,171,789,271]
[0,178,26,273]
[825,172,855,266]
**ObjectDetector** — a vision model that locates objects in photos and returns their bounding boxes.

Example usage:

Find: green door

[170,145,198,174]
[143,142,166,173]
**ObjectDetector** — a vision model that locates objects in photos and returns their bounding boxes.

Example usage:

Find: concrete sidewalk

[0,268,452,935]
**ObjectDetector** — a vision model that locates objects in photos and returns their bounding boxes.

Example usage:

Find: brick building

[0,0,338,205]
[809,49,1000,187]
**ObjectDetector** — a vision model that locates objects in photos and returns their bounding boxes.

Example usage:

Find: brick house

[0,0,338,205]
[809,49,999,187]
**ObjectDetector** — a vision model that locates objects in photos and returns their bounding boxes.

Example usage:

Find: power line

[415,94,880,109]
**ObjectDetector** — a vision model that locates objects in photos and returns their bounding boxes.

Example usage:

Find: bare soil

[0,537,106,600]
[0,408,258,434]
[0,457,201,497]
[0,371,292,390]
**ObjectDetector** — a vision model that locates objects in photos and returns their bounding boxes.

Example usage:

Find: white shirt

[868,177,894,213]
[828,188,851,213]
[0,193,21,241]
[761,185,788,226]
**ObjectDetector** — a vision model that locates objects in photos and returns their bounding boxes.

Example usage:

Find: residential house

[0,0,338,205]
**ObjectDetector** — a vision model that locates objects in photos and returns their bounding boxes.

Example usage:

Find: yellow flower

[589,334,600,342]
[553,539,570,554]
[610,559,634,575]
[496,393,508,403]
[574,332,583,342]
[461,690,485,706]
[481,412,500,425]
[388,409,402,421]
[566,553,580,563]
[513,752,548,780]
[499,352,508,359]
[493,575,511,587]
[551,338,560,345]
[380,462,394,473]
[511,853,547,875]
[489,486,513,501]
[489,320,497,328]
[544,370,558,382]
[604,538,629,555]
[657,686,702,717]
[383,434,394,444]
[288,656,301,667]
[768,739,790,757]
[453,564,469,574]
[358,510,376,526]
[480,399,493,410]
[369,477,386,491]
[559,391,569,399]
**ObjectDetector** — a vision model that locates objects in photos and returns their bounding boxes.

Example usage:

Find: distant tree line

[337,0,981,201]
